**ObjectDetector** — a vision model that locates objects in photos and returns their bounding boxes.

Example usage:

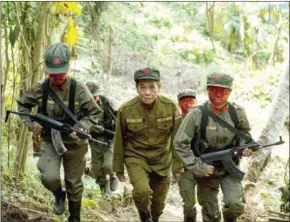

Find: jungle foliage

[1,2,289,220]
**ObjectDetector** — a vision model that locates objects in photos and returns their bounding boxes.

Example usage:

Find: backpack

[99,95,117,134]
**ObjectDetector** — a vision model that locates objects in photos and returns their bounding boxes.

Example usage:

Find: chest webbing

[199,102,238,141]
[40,78,77,117]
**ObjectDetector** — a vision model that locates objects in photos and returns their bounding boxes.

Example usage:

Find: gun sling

[42,79,80,126]
[200,104,253,143]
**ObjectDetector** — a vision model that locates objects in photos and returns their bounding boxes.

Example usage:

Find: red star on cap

[143,68,150,74]
[216,75,222,80]
[53,58,61,65]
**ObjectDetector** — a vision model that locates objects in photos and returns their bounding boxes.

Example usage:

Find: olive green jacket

[113,95,182,176]
[173,101,251,177]
[17,77,103,144]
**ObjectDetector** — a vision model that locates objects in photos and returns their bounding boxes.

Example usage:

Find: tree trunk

[12,2,51,178]
[242,65,289,222]
[31,2,51,85]
[0,2,2,123]
[206,2,215,52]
[2,11,10,117]
[12,125,29,178]
[245,65,289,182]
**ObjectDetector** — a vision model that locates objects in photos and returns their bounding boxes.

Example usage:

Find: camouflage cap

[44,42,71,74]
[207,72,233,89]
[134,68,160,82]
[86,80,99,96]
[177,89,197,101]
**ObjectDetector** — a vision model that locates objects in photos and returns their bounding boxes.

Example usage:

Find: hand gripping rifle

[175,137,284,181]
[5,110,109,155]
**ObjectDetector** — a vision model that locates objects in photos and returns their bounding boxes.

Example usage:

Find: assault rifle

[94,124,115,135]
[5,110,109,154]
[175,137,284,181]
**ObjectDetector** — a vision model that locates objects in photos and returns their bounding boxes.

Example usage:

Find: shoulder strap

[199,105,208,141]
[68,78,76,114]
[228,102,239,128]
[40,79,49,116]
[203,105,253,143]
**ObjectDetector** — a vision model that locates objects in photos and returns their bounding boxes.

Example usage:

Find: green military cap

[134,68,160,82]
[207,72,234,89]
[177,89,197,101]
[86,80,99,96]
[44,42,71,74]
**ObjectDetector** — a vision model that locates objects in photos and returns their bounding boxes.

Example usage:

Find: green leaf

[9,26,19,47]
[82,198,98,208]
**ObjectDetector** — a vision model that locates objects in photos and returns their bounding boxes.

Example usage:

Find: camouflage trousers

[126,163,170,220]
[37,140,88,202]
[179,170,244,222]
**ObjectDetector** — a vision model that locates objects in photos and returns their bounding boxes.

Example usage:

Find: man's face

[49,73,67,85]
[136,80,160,105]
[179,96,197,116]
[207,86,231,107]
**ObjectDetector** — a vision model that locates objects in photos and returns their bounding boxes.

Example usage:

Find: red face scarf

[207,86,231,109]
[179,96,197,116]
[93,96,99,104]
[49,73,66,87]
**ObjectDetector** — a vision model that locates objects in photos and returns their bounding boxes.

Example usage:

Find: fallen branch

[268,217,289,222]
[21,207,47,215]
[268,210,289,218]
[3,199,48,216]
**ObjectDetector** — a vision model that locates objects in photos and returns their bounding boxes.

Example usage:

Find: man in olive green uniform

[174,72,255,222]
[113,68,182,222]
[17,42,102,222]
[85,80,119,196]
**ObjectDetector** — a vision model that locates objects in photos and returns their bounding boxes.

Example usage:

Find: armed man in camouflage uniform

[174,72,254,222]
[17,42,102,222]
[172,89,197,184]
[113,68,182,222]
[85,80,119,196]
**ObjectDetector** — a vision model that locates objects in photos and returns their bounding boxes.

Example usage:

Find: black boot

[110,174,119,192]
[53,187,66,215]
[68,200,81,222]
[100,180,111,197]
[184,214,196,222]
[152,219,159,222]
[223,215,237,222]
[138,210,153,222]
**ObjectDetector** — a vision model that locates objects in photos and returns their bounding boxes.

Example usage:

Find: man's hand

[69,131,80,140]
[171,171,181,184]
[242,148,254,157]
[204,165,214,177]
[33,122,43,134]
[117,171,125,182]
